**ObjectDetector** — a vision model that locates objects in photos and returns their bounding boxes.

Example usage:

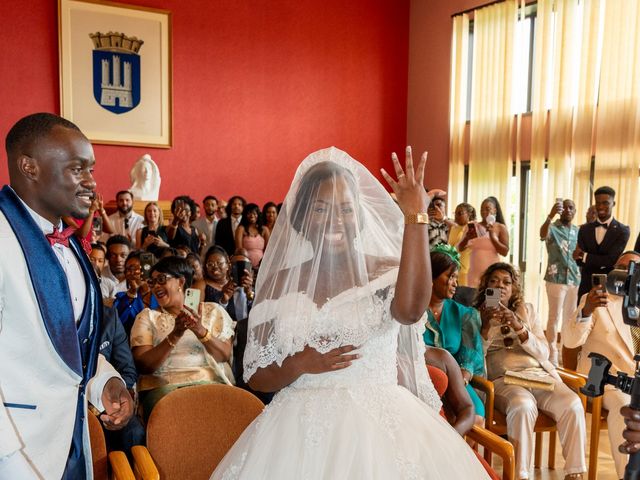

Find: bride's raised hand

[381,146,440,215]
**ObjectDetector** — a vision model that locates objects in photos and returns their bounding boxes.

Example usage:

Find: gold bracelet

[198,329,213,344]
[166,335,176,348]
[404,212,429,224]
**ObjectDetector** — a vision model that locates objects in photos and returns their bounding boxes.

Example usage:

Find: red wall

[0,0,409,205]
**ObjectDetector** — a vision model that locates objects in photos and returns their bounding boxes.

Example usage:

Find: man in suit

[192,195,218,251]
[562,250,640,479]
[214,195,245,256]
[573,186,630,301]
[0,113,133,478]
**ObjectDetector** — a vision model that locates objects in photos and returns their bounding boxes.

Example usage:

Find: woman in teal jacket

[423,245,486,423]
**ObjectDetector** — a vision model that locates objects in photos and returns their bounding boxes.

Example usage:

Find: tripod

[581,352,640,480]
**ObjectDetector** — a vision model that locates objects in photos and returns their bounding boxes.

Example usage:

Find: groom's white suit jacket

[0,209,120,479]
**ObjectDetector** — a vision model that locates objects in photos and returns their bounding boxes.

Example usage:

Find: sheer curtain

[448,14,470,209]
[593,0,640,247]
[526,0,591,310]
[468,1,516,212]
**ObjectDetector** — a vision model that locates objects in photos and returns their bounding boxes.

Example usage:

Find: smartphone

[92,216,103,236]
[467,222,478,238]
[140,252,155,280]
[232,260,252,285]
[555,197,564,214]
[485,288,501,308]
[184,288,201,311]
[592,273,608,292]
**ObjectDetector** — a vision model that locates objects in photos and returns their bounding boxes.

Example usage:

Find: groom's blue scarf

[0,185,103,478]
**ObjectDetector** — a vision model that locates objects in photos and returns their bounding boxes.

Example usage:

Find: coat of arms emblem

[89,32,144,114]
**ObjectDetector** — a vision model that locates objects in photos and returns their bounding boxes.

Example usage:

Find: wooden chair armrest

[466,425,515,480]
[131,446,160,480]
[108,451,135,480]
[470,375,494,396]
[556,367,588,409]
[471,375,495,427]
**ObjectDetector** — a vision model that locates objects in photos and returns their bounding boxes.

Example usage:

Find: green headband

[431,243,461,267]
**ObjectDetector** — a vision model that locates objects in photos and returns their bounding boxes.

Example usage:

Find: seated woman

[425,346,499,480]
[474,262,586,480]
[234,203,270,270]
[262,201,278,233]
[423,245,486,424]
[113,250,159,337]
[130,256,235,417]
[197,246,254,322]
[166,196,200,254]
[136,202,169,254]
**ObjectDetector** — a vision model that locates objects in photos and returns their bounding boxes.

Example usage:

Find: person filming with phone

[458,196,510,288]
[130,256,236,418]
[539,198,580,366]
[562,251,640,479]
[113,251,159,338]
[475,262,587,480]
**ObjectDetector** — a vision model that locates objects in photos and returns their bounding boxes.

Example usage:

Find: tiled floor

[489,411,619,479]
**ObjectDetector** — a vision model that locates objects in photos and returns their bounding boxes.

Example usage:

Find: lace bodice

[243,269,442,412]
[290,302,401,390]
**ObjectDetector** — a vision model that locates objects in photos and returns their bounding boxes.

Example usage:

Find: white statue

[129,154,161,201]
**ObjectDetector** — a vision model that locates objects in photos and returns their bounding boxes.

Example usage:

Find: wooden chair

[426,364,516,480]
[131,384,264,480]
[87,411,136,480]
[472,368,587,471]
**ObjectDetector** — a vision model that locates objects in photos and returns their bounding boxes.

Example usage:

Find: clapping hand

[380,146,441,215]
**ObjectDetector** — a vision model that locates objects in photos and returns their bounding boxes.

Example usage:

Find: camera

[601,261,640,326]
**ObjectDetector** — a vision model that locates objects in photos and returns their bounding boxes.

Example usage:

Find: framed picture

[59,0,171,147]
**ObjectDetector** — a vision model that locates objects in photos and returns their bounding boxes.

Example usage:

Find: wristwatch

[404,213,429,225]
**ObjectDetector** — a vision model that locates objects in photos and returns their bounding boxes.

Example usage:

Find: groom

[0,113,133,478]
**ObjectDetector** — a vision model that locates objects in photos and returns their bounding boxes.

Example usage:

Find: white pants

[602,388,630,478]
[494,377,586,479]
[545,282,578,365]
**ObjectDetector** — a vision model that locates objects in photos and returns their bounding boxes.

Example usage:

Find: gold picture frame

[59,0,172,147]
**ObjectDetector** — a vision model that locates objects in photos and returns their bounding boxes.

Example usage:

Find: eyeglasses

[147,274,174,287]
[124,217,130,230]
[206,261,228,269]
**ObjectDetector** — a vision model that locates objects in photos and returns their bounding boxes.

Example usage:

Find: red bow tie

[46,226,76,248]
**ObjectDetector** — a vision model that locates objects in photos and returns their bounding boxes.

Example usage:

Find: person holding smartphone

[459,196,510,289]
[539,198,580,366]
[113,251,159,338]
[562,251,640,479]
[130,256,235,418]
[475,262,586,480]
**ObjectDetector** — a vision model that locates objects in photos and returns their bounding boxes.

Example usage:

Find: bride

[211,147,489,479]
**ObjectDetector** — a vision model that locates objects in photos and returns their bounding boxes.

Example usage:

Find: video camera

[603,260,640,326]
[582,260,640,479]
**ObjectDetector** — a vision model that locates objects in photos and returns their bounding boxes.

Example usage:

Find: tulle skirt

[211,383,490,479]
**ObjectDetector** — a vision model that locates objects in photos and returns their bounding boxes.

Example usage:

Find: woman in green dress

[423,244,486,423]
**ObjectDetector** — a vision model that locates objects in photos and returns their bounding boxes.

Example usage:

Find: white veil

[243,147,441,410]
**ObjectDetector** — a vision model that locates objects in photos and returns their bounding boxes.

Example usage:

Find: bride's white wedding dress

[211,271,489,479]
